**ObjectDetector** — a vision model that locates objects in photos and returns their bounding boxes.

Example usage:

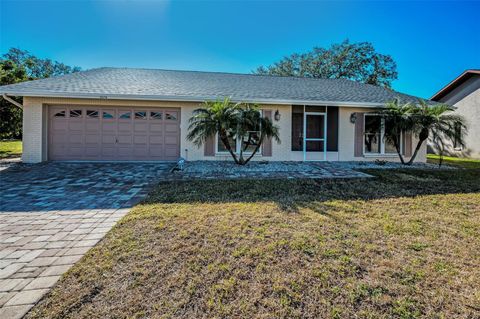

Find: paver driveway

[0,163,172,319]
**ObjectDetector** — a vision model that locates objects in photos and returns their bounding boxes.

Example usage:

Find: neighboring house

[430,69,480,159]
[0,67,426,163]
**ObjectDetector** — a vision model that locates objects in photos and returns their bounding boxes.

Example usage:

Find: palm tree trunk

[392,134,405,165]
[242,135,265,165]
[219,131,240,164]
[406,128,429,165]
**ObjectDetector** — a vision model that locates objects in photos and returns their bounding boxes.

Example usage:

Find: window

[216,109,263,154]
[150,111,162,120]
[453,123,462,150]
[119,111,131,119]
[165,112,177,120]
[86,110,99,118]
[217,135,237,153]
[134,111,147,119]
[102,111,114,119]
[364,114,399,155]
[53,110,66,118]
[69,109,82,118]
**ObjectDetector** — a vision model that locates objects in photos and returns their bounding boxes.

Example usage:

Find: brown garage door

[48,106,180,161]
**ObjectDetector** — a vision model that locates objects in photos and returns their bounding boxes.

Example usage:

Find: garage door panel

[68,147,84,156]
[86,122,100,131]
[133,135,147,144]
[52,121,68,131]
[85,146,100,156]
[164,136,178,145]
[102,122,116,131]
[149,148,163,156]
[118,122,132,132]
[117,134,133,144]
[102,134,116,144]
[134,123,148,132]
[149,135,163,144]
[49,106,179,161]
[149,123,163,132]
[164,123,178,133]
[68,133,83,143]
[68,122,84,131]
[85,134,100,144]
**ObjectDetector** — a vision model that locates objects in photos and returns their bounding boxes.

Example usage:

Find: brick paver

[0,162,172,318]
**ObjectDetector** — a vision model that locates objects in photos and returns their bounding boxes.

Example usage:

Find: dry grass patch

[27,169,480,319]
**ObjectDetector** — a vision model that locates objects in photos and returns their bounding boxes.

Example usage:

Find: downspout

[2,94,23,108]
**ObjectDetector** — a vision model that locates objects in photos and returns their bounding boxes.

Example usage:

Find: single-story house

[430,69,480,159]
[0,67,427,163]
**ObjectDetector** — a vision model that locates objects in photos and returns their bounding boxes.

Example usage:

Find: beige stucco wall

[22,97,426,163]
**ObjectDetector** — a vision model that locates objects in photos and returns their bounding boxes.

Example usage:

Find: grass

[427,154,480,169]
[0,140,22,158]
[27,168,480,319]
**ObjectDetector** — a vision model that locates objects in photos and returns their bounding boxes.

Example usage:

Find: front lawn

[427,154,480,169]
[28,169,480,319]
[0,139,22,158]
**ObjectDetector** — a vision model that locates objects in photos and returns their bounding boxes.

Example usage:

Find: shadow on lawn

[144,168,480,213]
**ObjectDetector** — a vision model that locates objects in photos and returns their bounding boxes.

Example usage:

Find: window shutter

[204,134,215,156]
[403,131,413,157]
[354,112,365,157]
[262,110,273,157]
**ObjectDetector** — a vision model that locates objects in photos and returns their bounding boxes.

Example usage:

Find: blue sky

[1,0,479,98]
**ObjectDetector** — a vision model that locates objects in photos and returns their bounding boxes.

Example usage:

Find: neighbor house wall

[433,76,480,158]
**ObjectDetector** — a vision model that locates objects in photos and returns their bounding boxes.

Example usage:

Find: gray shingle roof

[0,67,425,106]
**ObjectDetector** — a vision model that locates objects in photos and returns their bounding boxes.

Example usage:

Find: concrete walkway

[0,163,172,319]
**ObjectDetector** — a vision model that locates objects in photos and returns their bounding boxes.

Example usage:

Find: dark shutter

[327,106,338,152]
[354,112,365,157]
[204,134,215,156]
[262,110,273,157]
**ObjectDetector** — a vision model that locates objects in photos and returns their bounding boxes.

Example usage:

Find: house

[430,69,480,159]
[0,67,426,163]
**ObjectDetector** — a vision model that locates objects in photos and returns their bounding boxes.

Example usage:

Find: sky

[1,0,479,99]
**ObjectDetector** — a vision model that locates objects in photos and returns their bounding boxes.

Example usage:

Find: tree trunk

[406,128,428,165]
[242,135,265,165]
[219,131,240,164]
[392,133,405,165]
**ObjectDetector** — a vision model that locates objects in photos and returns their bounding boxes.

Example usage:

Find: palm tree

[380,99,415,164]
[187,98,280,165]
[407,100,466,165]
[381,99,466,165]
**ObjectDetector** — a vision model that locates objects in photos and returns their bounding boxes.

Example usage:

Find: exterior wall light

[350,112,357,123]
[274,110,281,121]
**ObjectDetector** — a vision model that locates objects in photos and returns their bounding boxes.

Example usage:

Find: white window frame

[363,114,402,156]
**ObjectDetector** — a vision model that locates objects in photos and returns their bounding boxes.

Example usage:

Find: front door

[303,112,326,161]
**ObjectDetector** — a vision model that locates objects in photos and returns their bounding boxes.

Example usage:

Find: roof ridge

[95,66,355,82]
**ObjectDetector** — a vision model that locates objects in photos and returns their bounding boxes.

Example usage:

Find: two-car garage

[48,106,180,161]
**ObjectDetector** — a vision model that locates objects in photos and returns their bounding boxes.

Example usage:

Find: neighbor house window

[364,114,399,155]
[453,123,462,150]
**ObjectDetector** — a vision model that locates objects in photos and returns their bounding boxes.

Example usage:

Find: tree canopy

[0,48,81,139]
[254,40,398,88]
